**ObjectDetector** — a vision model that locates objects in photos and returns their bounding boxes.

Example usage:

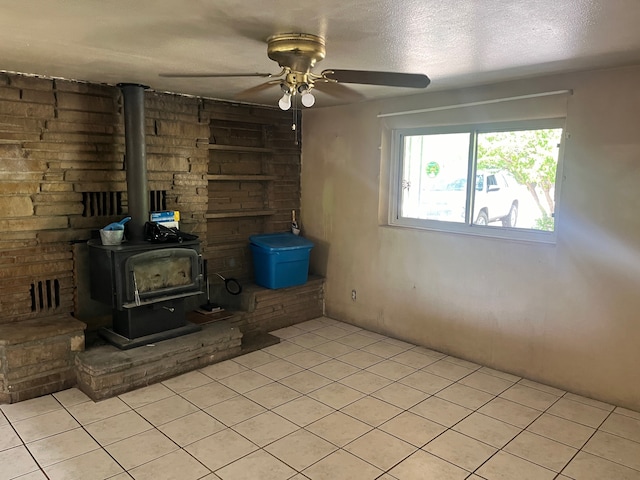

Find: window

[391,120,564,242]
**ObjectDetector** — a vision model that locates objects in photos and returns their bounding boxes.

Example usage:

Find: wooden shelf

[205,209,276,219]
[207,174,277,182]
[206,144,273,153]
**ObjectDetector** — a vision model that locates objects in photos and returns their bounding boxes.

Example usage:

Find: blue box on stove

[249,233,314,289]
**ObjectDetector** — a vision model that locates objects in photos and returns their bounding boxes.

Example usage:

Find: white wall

[300,65,640,410]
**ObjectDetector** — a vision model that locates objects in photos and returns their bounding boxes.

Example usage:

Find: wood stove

[87,83,203,349]
[88,239,203,348]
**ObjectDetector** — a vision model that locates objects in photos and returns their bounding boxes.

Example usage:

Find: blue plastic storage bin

[249,233,314,289]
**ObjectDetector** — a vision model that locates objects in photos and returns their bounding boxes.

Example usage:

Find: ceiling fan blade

[234,80,281,99]
[322,69,430,88]
[313,81,365,101]
[159,72,274,78]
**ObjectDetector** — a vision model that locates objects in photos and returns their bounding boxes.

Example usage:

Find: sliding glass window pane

[474,128,562,230]
[401,133,470,222]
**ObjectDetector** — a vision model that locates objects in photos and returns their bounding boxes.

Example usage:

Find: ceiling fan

[160,33,430,110]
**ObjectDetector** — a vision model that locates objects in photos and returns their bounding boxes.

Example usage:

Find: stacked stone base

[0,315,86,403]
[75,320,242,401]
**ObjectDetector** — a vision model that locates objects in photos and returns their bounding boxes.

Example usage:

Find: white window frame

[389,118,566,243]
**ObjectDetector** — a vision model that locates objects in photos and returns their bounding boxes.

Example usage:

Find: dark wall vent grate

[30,279,61,313]
[82,191,124,217]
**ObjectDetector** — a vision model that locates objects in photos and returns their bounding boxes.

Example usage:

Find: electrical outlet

[351,290,357,301]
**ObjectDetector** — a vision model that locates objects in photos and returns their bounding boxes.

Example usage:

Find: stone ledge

[75,320,243,401]
[0,315,86,346]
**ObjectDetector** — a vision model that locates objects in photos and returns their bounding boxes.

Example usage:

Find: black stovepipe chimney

[118,83,149,242]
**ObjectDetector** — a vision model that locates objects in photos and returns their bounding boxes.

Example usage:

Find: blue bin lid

[250,232,314,251]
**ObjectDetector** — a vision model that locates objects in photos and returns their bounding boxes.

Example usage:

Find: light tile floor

[2,316,640,480]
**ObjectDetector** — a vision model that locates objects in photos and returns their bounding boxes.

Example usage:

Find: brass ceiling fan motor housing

[267,33,326,74]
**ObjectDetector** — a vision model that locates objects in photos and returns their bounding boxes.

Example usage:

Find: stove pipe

[118,83,149,242]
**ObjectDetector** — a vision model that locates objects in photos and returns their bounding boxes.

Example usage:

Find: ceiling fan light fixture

[278,92,292,110]
[301,90,315,107]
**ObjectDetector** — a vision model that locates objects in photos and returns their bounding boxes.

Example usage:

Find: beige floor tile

[309,359,360,381]
[308,382,365,409]
[422,360,476,382]
[0,424,22,451]
[341,396,402,427]
[527,413,595,448]
[180,381,238,409]
[424,429,497,471]
[199,474,223,480]
[517,379,566,396]
[105,429,178,470]
[443,356,481,370]
[398,370,453,395]
[215,449,296,480]
[365,359,416,381]
[358,330,390,341]
[27,427,100,467]
[411,346,447,359]
[360,341,407,358]
[583,430,640,471]
[199,359,248,380]
[310,340,355,358]
[12,409,79,444]
[289,332,330,349]
[476,451,555,480]
[302,449,382,480]
[338,370,393,394]
[158,410,226,447]
[372,382,429,410]
[388,449,468,480]
[562,451,640,480]
[244,382,302,409]
[136,394,199,427]
[52,388,91,408]
[1,395,62,423]
[313,325,352,340]
[436,383,495,410]
[599,412,640,443]
[391,350,440,369]
[380,411,446,447]
[217,370,273,394]
[232,349,279,369]
[232,411,298,446]
[252,358,304,381]
[185,428,257,471]
[161,370,212,394]
[477,366,521,383]
[337,350,385,369]
[43,448,124,480]
[204,396,265,426]
[478,397,542,429]
[306,411,372,447]
[332,321,363,333]
[499,384,560,411]
[345,428,416,470]
[84,410,153,446]
[278,371,333,394]
[11,470,48,480]
[118,383,175,409]
[270,325,306,339]
[615,406,640,420]
[67,397,131,425]
[261,340,305,358]
[409,396,473,427]
[296,318,330,331]
[0,414,6,427]
[285,350,332,369]
[458,371,514,395]
[0,445,41,479]
[504,430,577,472]
[452,412,521,448]
[382,337,416,349]
[265,429,337,471]
[546,397,611,428]
[563,392,614,412]
[273,396,334,426]
[128,449,210,480]
[335,332,379,349]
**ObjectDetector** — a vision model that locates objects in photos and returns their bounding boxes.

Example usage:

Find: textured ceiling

[2,0,640,108]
